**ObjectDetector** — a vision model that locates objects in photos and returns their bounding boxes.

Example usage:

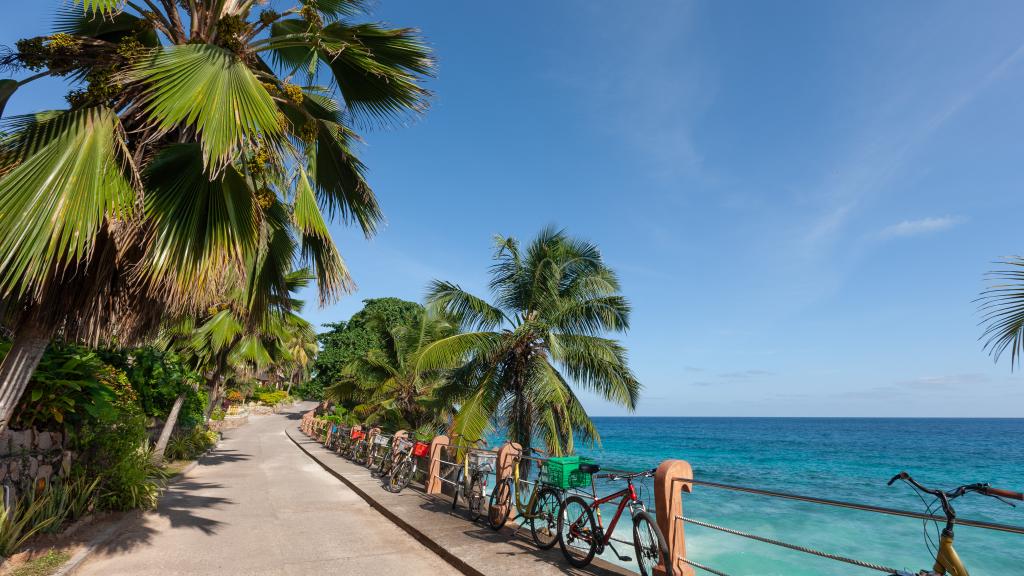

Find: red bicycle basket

[412,441,430,458]
[351,429,364,440]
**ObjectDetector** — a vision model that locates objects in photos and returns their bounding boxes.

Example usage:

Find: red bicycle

[557,465,672,576]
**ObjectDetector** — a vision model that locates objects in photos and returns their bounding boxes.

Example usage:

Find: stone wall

[0,429,71,495]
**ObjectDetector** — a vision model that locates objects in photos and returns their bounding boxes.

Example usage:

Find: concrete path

[75,403,460,576]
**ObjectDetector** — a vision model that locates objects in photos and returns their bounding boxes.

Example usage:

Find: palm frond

[425,280,507,330]
[128,45,283,174]
[979,257,1024,369]
[0,107,133,298]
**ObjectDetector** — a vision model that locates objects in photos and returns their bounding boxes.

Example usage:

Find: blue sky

[5,1,1024,416]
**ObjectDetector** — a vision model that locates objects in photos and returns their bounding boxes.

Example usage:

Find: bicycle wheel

[633,510,672,576]
[468,474,487,521]
[558,495,598,568]
[451,468,464,511]
[488,478,513,530]
[354,441,369,464]
[529,487,562,550]
[388,459,413,493]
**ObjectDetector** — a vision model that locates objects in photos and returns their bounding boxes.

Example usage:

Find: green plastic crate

[542,456,595,489]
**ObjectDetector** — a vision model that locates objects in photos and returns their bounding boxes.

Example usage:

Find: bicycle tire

[451,468,464,511]
[633,510,672,576]
[388,459,413,493]
[558,495,598,568]
[530,487,562,550]
[488,478,513,530]
[468,473,487,521]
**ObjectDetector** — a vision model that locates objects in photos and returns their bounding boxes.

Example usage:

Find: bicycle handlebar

[890,471,1023,502]
[983,487,1024,501]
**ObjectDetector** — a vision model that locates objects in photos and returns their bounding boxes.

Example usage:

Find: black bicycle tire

[389,459,413,493]
[558,495,598,568]
[451,468,464,511]
[488,478,513,530]
[633,510,673,576]
[530,487,562,550]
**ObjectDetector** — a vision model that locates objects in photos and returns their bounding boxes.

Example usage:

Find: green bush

[257,390,289,405]
[210,407,225,421]
[0,343,118,431]
[27,473,100,535]
[101,347,206,428]
[72,367,162,511]
[0,493,57,558]
[164,427,219,461]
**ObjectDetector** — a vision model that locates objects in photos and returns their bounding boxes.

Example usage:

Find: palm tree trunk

[0,321,54,434]
[203,376,222,423]
[152,393,186,463]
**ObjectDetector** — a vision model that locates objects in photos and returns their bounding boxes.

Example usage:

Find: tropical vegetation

[312,229,642,458]
[979,257,1024,369]
[0,0,433,434]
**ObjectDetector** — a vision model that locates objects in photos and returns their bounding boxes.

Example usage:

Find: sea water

[567,417,1024,575]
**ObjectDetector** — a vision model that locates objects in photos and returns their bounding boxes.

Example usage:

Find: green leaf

[71,0,123,16]
[310,121,381,235]
[30,389,42,402]
[129,45,282,174]
[0,107,134,298]
[142,144,258,295]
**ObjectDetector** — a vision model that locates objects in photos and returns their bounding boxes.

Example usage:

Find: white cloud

[878,216,960,239]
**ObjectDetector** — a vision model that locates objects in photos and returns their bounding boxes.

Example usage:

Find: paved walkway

[75,403,460,576]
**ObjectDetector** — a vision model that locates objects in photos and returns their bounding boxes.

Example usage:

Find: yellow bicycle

[888,471,1022,576]
[486,447,563,549]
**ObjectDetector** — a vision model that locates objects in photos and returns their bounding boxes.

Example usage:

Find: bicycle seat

[578,463,601,474]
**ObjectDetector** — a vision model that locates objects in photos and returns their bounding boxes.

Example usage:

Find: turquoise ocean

[565,417,1024,575]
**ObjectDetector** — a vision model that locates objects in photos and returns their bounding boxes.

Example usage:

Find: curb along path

[285,425,633,576]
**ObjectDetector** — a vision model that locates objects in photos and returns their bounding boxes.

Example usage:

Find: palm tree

[419,228,640,457]
[0,0,432,432]
[978,257,1024,369]
[325,307,455,431]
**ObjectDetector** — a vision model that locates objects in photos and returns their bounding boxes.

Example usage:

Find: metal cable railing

[675,477,1024,535]
[669,476,1024,575]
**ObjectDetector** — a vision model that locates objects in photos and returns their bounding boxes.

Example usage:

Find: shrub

[0,493,57,558]
[257,391,289,405]
[164,427,219,461]
[72,367,162,512]
[101,347,206,428]
[0,343,118,431]
[210,407,225,421]
[164,433,194,461]
[26,473,99,534]
[225,389,244,404]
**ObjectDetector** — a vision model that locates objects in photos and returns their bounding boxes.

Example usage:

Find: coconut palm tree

[418,228,641,457]
[325,307,455,431]
[0,0,432,432]
[978,257,1024,369]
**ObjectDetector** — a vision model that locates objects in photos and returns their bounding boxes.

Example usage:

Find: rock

[35,464,52,482]
[0,434,9,457]
[28,458,38,479]
[36,431,52,451]
[61,451,74,475]
[9,461,20,483]
[8,430,30,453]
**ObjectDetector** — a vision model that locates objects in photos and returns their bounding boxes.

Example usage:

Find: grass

[8,550,71,576]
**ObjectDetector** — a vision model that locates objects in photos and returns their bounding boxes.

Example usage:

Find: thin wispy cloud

[877,216,961,240]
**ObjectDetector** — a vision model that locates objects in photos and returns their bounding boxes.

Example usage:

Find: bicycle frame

[585,485,639,551]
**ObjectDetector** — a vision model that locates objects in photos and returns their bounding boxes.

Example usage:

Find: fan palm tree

[0,0,432,432]
[418,228,641,457]
[325,308,455,431]
[978,257,1024,369]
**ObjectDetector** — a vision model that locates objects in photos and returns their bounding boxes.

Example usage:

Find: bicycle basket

[412,441,430,458]
[396,438,414,452]
[543,456,595,489]
[374,434,391,446]
[468,451,497,470]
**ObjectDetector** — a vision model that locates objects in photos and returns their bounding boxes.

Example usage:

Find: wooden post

[494,442,522,521]
[654,459,695,576]
[425,435,450,494]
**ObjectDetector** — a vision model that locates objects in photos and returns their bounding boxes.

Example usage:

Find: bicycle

[366,431,393,472]
[386,435,432,493]
[558,466,673,576]
[347,427,372,463]
[449,438,494,521]
[487,447,564,549]
[887,471,1022,576]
